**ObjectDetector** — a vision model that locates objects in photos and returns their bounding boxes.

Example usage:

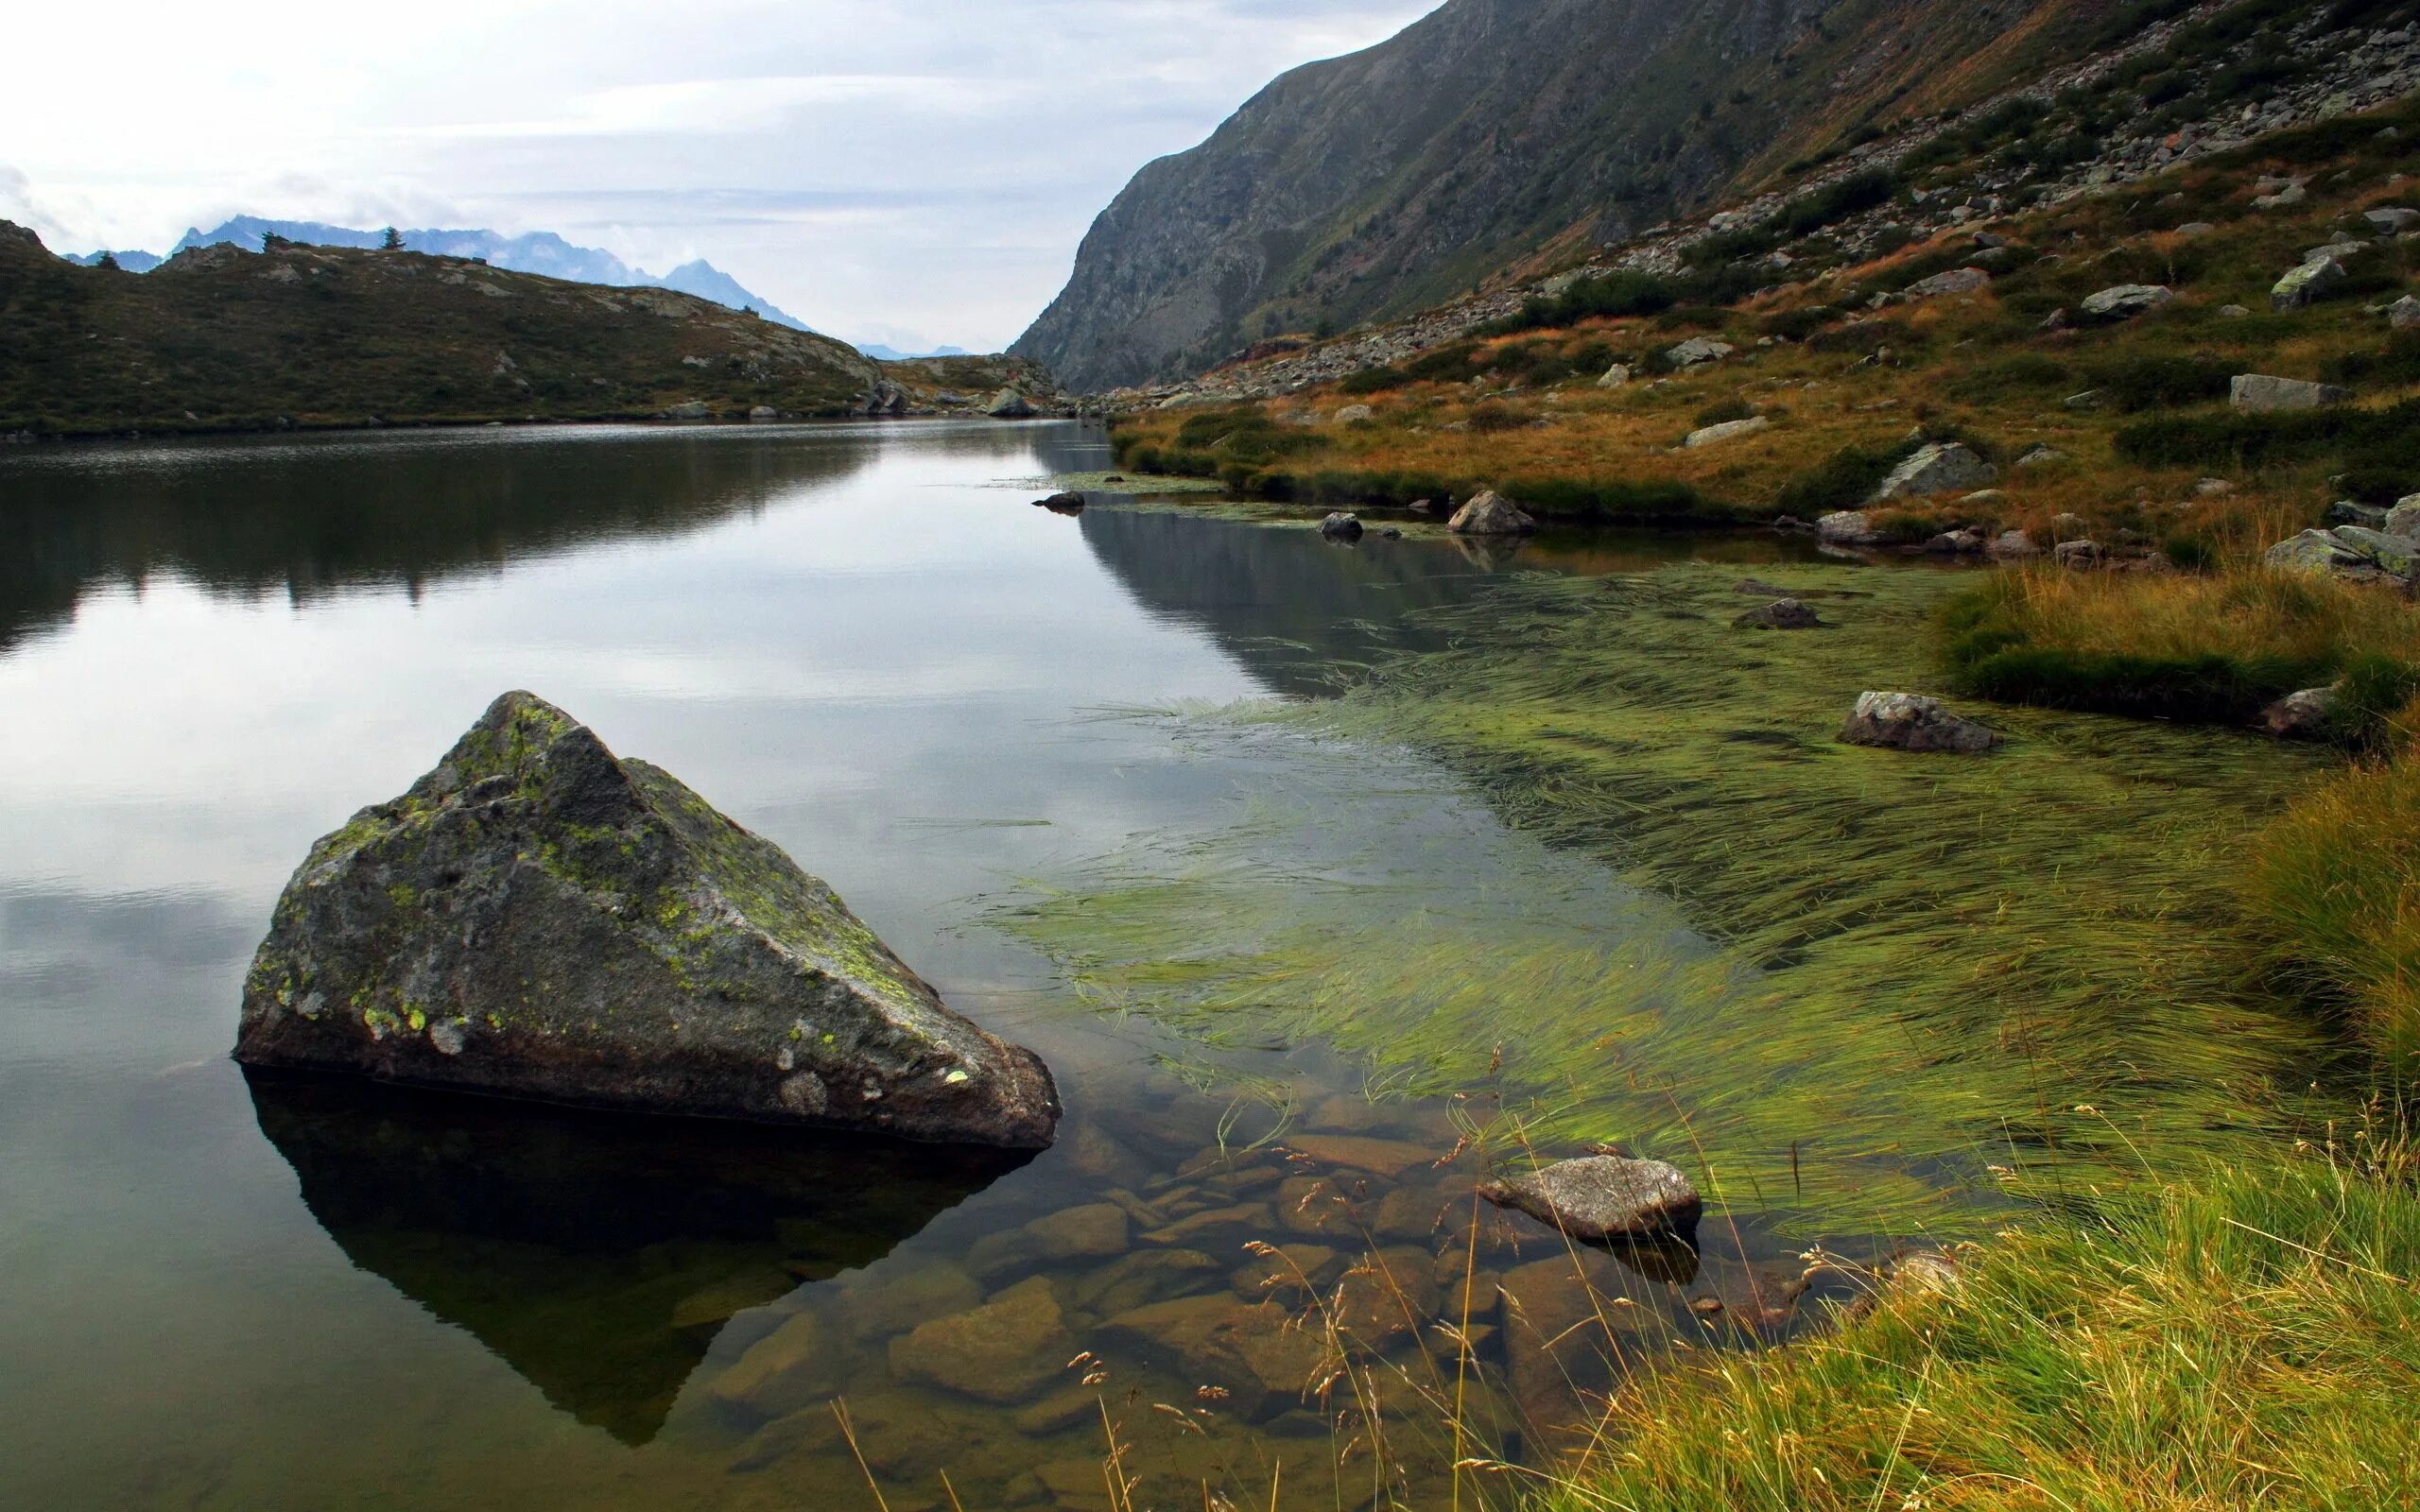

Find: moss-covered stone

[234,691,1059,1147]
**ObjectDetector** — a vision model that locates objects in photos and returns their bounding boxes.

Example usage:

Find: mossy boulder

[234,691,1060,1148]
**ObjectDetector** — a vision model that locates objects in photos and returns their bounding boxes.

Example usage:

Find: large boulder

[1447,490,1539,536]
[1478,1154,1702,1242]
[234,692,1061,1147]
[1840,692,2001,753]
[2265,526,2419,585]
[2081,284,2173,320]
[2231,374,2353,412]
[1869,441,1996,503]
[2382,495,2420,540]
[2272,257,2347,312]
[985,388,1036,419]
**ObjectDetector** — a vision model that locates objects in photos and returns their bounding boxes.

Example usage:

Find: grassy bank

[1543,1129,2420,1512]
[1938,565,2420,734]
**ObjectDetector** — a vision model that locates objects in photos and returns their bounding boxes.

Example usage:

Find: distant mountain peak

[149,216,819,332]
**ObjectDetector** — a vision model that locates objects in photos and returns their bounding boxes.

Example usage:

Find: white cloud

[0,0,1440,352]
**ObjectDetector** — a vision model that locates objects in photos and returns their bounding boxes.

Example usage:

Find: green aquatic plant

[998,564,2342,1239]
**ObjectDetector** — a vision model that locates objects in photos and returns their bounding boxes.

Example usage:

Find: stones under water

[234,690,1060,1148]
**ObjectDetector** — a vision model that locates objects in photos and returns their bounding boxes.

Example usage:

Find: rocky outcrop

[234,692,1061,1147]
[1840,692,2002,753]
[1478,1154,1703,1242]
[1447,490,1538,536]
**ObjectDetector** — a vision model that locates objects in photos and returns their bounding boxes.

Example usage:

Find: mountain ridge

[72,215,822,334]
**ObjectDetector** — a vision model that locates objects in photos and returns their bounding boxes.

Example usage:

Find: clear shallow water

[0,421,1858,1510]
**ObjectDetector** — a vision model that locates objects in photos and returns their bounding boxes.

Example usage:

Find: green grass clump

[1547,1134,2420,1512]
[1938,568,2420,737]
[2245,726,2420,1074]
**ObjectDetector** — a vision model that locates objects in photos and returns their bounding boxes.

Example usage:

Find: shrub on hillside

[2115,400,2420,499]
[1773,438,1921,518]
[2084,354,2236,412]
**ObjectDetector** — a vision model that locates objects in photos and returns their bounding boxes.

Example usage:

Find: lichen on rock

[234,691,1060,1147]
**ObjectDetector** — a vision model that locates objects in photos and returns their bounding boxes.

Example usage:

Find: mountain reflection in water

[244,1068,1029,1445]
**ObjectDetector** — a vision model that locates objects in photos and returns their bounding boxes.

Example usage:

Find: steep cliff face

[1014,0,2071,391]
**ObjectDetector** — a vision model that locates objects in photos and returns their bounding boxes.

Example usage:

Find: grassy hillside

[0,225,1052,436]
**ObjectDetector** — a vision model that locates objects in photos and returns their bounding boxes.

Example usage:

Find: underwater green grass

[996,564,2344,1240]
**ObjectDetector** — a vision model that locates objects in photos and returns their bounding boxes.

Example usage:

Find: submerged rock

[1478,1154,1702,1242]
[1447,490,1538,536]
[1032,490,1087,514]
[234,692,1060,1147]
[1734,597,1823,630]
[888,1276,1070,1402]
[1840,692,2002,754]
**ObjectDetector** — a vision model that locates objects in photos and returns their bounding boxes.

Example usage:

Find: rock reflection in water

[243,1067,1029,1445]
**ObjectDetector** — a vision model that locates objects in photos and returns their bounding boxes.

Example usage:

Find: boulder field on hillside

[233,691,1061,1148]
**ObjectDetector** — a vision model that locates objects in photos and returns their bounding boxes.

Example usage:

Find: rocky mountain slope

[1117,0,2420,408]
[1016,0,2413,394]
[0,225,1064,436]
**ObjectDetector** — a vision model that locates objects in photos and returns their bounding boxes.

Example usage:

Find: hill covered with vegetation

[0,226,1060,436]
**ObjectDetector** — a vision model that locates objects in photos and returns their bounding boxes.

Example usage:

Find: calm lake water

[0,421,1854,1511]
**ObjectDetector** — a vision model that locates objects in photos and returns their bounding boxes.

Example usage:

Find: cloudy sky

[2,1,1437,352]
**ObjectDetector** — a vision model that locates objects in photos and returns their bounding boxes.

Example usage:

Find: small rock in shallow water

[1446,490,1538,536]
[1319,510,1365,541]
[1032,491,1086,513]
[1478,1154,1702,1242]
[1840,692,2001,754]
